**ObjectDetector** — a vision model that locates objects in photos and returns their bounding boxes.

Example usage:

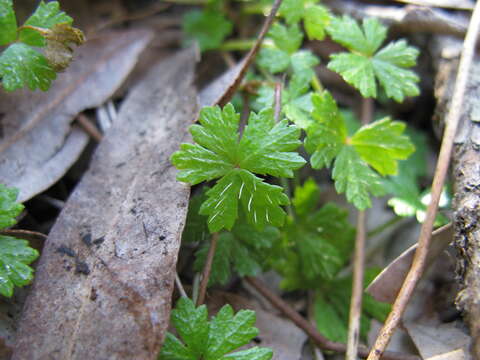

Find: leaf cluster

[0,185,39,297]
[0,0,84,91]
[160,297,272,360]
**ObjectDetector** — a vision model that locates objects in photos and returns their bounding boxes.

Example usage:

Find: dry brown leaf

[404,321,470,359]
[366,224,453,303]
[0,29,153,202]
[12,48,198,360]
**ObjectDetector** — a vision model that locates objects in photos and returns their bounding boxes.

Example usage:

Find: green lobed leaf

[304,5,331,41]
[290,50,319,80]
[182,188,209,244]
[222,347,273,360]
[170,297,210,358]
[278,0,305,25]
[206,305,259,359]
[19,1,73,47]
[238,109,305,178]
[0,235,39,297]
[0,0,17,45]
[160,298,272,359]
[194,233,234,285]
[182,9,232,52]
[328,52,376,98]
[305,91,414,209]
[0,43,56,91]
[332,147,385,210]
[193,214,279,286]
[172,104,305,232]
[314,269,390,344]
[304,91,347,169]
[292,178,319,217]
[327,16,386,56]
[296,230,343,281]
[0,184,24,229]
[326,16,419,102]
[372,41,420,102]
[257,48,290,74]
[306,202,355,262]
[271,182,355,289]
[351,117,415,176]
[314,294,348,343]
[161,333,196,360]
[269,23,303,54]
[199,170,289,232]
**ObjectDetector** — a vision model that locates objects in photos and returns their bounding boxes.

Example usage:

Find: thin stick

[76,113,103,142]
[347,210,366,360]
[347,97,373,360]
[175,272,187,298]
[218,0,284,106]
[196,232,219,306]
[244,276,419,360]
[367,2,480,358]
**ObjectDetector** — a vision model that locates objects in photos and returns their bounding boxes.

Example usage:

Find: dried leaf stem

[346,97,373,360]
[196,232,219,306]
[245,276,419,360]
[367,2,480,358]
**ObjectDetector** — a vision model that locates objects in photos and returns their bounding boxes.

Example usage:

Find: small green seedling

[160,297,273,360]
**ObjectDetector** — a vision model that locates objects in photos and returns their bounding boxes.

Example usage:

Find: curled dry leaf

[0,29,153,202]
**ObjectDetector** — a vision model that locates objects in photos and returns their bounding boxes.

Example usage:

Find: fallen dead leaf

[404,321,470,359]
[366,223,453,303]
[0,29,153,202]
[12,48,198,360]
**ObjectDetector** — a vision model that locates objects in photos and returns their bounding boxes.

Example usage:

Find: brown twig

[218,0,283,106]
[196,232,219,306]
[76,113,103,142]
[245,276,419,360]
[347,97,373,360]
[347,210,367,360]
[367,2,480,359]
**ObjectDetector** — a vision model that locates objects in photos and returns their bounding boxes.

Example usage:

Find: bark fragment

[433,36,480,356]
